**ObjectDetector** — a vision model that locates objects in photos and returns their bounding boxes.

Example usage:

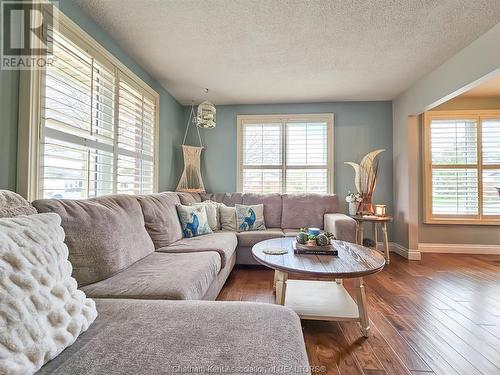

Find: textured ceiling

[74,0,500,105]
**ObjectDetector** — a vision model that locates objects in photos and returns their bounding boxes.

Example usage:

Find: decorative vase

[359,194,374,214]
[348,202,358,215]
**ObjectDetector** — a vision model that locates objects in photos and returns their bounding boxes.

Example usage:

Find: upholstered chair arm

[324,213,357,243]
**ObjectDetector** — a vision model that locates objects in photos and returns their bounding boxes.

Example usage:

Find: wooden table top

[252,237,386,278]
[350,215,393,223]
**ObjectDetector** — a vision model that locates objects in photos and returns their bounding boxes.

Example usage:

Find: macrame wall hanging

[176,104,206,193]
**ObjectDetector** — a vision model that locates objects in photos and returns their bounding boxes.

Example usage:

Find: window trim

[423,110,500,225]
[236,113,334,194]
[17,3,160,200]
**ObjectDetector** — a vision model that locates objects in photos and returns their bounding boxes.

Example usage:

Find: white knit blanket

[0,213,97,375]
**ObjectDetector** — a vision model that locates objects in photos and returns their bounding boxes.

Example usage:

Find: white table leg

[275,271,288,305]
[356,277,370,337]
[372,222,378,249]
[381,222,390,264]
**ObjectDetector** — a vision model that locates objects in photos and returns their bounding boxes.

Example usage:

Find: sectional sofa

[33,191,356,301]
[28,191,355,373]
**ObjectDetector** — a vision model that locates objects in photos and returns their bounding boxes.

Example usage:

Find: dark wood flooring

[217,253,500,375]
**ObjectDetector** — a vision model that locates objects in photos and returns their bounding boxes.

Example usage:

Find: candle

[374,205,386,216]
[308,227,320,236]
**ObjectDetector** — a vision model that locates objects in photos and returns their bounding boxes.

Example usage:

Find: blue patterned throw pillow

[235,204,266,232]
[176,204,213,238]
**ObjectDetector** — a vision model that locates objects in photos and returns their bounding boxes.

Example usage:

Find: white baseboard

[418,243,500,254]
[375,242,421,260]
[390,242,421,260]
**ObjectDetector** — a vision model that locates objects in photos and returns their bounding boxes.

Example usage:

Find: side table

[350,215,393,264]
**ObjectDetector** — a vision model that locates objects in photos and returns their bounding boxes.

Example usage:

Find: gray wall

[0,68,19,191]
[183,101,393,221]
[392,22,500,249]
[0,0,184,192]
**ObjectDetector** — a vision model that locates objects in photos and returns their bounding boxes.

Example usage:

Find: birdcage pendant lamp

[196,89,216,129]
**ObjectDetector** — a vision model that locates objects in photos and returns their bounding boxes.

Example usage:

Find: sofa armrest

[324,213,357,243]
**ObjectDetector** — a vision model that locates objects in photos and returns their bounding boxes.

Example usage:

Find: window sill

[424,218,500,226]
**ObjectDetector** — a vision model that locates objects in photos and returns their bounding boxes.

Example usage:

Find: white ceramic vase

[349,202,357,215]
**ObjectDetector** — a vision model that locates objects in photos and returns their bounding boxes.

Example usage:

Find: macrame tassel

[176,145,205,193]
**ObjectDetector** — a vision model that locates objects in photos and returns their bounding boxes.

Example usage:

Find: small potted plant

[345,192,363,215]
[296,228,309,245]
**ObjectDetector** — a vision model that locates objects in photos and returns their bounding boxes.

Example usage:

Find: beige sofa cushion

[33,195,154,286]
[81,252,220,300]
[282,228,301,237]
[176,192,202,205]
[242,193,282,228]
[281,193,339,229]
[38,299,309,375]
[137,192,184,248]
[236,228,284,247]
[157,232,237,269]
[0,190,37,217]
[202,192,243,206]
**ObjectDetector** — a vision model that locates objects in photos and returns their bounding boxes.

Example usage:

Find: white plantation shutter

[116,78,156,194]
[241,123,281,193]
[425,114,500,222]
[39,27,157,199]
[238,115,332,194]
[430,119,478,216]
[482,119,500,215]
[286,122,328,193]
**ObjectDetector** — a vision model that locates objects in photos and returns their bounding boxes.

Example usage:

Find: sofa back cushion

[281,194,339,229]
[242,193,282,228]
[32,195,154,286]
[0,190,37,217]
[176,192,202,205]
[137,192,184,248]
[202,192,243,207]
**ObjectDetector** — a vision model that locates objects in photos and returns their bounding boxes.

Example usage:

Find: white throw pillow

[190,201,219,231]
[219,205,237,231]
[0,213,97,375]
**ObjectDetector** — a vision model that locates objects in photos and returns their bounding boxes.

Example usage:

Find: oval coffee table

[252,237,385,337]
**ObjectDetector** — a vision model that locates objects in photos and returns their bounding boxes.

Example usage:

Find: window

[19,6,159,200]
[423,111,500,224]
[237,114,333,194]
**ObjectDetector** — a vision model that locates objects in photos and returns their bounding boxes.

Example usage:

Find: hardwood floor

[217,253,500,375]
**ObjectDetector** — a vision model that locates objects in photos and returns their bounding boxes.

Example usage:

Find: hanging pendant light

[196,88,216,129]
